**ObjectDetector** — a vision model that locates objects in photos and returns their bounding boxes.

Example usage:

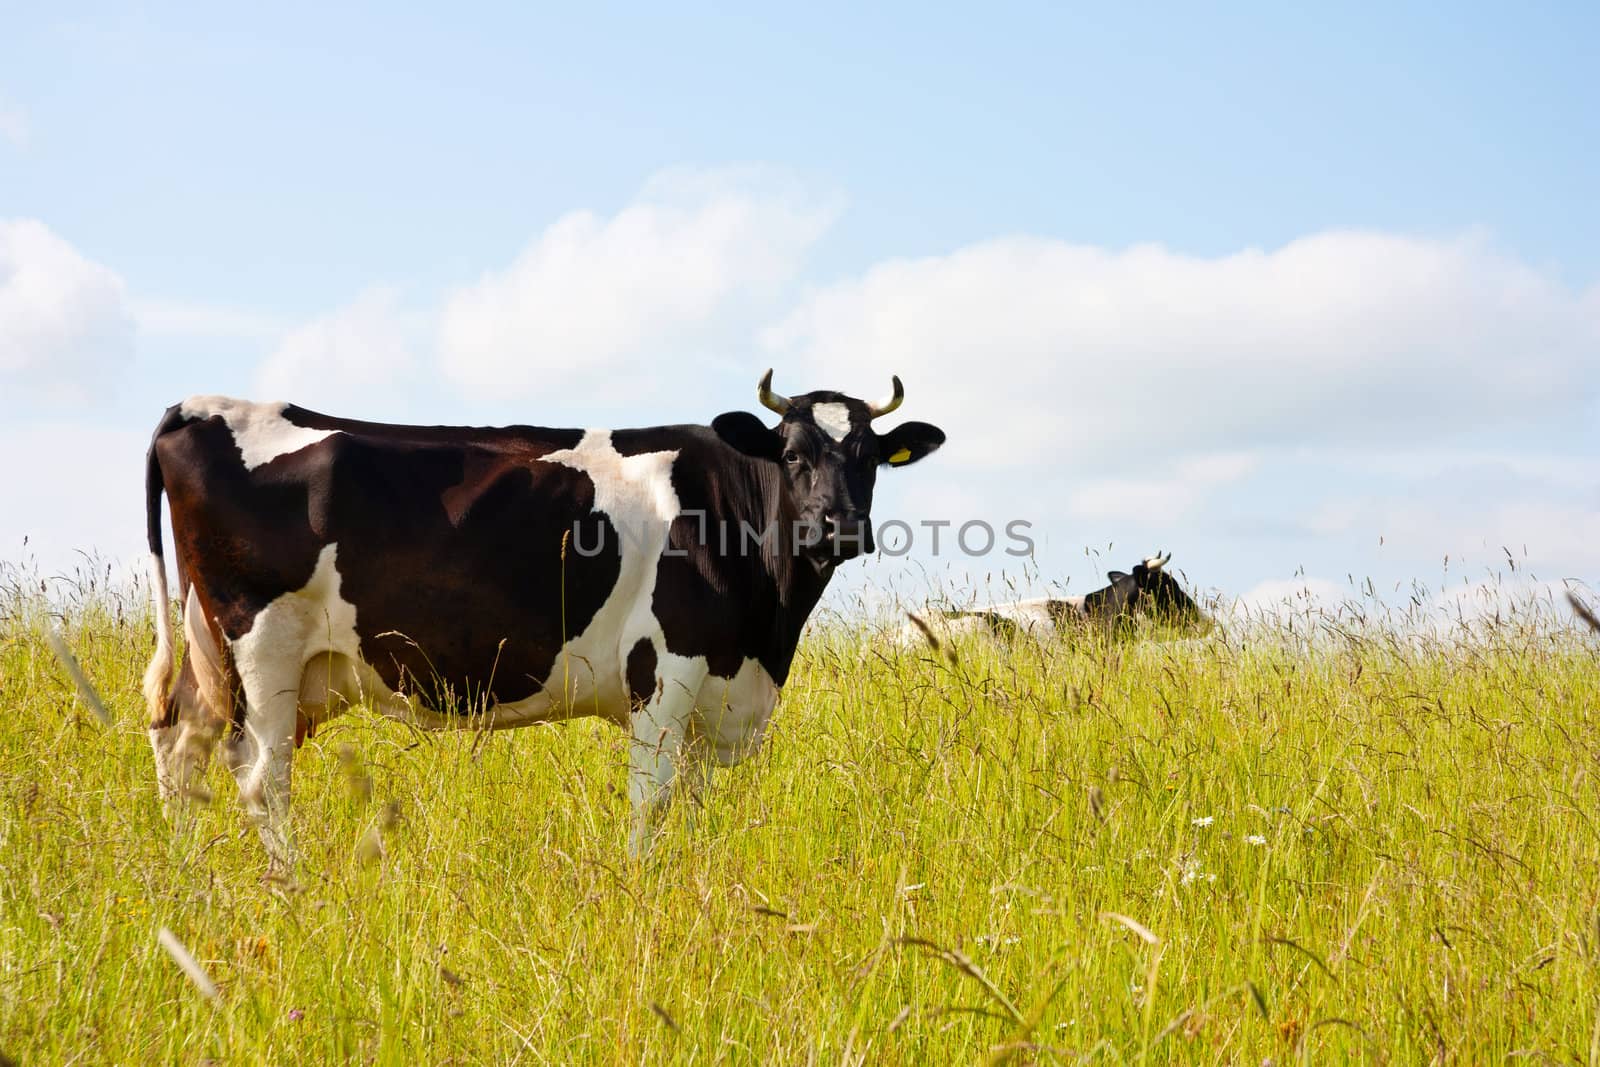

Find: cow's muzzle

[823,514,874,561]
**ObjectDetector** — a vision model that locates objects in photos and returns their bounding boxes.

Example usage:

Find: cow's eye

[783,450,802,466]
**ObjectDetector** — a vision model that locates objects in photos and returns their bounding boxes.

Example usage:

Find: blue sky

[3,3,1597,614]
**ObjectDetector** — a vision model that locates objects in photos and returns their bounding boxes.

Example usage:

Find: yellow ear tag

[888,448,912,464]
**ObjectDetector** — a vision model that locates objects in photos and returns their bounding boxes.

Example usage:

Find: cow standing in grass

[906,552,1213,646]
[142,372,944,865]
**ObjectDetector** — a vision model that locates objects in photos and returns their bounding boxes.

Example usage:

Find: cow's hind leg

[148,587,229,822]
[627,652,708,858]
[148,655,223,816]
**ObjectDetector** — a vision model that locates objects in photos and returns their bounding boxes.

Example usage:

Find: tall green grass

[2,563,1598,1064]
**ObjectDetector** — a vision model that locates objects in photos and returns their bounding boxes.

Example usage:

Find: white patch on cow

[225,542,361,866]
[895,597,1084,647]
[620,648,778,854]
[694,656,781,765]
[970,598,1074,633]
[226,542,446,734]
[811,401,852,442]
[181,583,231,723]
[230,543,363,699]
[180,395,337,471]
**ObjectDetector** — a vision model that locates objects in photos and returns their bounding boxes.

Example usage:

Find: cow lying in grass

[903,552,1213,648]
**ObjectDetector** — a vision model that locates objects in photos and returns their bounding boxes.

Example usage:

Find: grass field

[3,565,1599,1064]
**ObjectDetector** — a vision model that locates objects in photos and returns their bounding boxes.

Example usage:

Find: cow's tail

[141,405,186,728]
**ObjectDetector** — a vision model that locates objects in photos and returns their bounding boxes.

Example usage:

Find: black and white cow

[142,372,944,864]
[907,552,1212,646]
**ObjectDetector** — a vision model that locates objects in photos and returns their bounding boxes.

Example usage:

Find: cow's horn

[757,368,791,416]
[1145,551,1171,571]
[868,375,904,419]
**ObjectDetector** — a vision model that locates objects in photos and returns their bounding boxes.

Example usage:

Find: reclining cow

[906,552,1212,647]
[142,371,944,866]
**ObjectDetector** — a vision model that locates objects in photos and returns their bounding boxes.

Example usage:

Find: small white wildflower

[1246,834,1267,846]
[977,934,1021,947]
[1191,816,1214,828]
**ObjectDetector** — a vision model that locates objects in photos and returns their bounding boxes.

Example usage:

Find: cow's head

[713,370,945,565]
[1111,552,1211,634]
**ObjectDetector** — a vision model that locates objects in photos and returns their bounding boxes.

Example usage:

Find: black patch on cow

[625,638,658,708]
[332,439,619,711]
[1079,572,1141,625]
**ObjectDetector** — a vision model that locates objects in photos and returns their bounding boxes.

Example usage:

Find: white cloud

[767,231,1600,471]
[255,287,417,413]
[1310,492,1600,574]
[437,166,839,395]
[1287,444,1600,576]
[0,219,134,394]
[1068,452,1259,522]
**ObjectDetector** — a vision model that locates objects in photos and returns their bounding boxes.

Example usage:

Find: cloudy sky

[2,3,1597,613]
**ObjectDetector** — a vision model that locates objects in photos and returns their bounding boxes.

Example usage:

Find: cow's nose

[825,513,874,558]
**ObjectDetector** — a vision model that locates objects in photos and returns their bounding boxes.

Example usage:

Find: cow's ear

[713,411,782,461]
[878,422,946,467]
[1107,571,1131,584]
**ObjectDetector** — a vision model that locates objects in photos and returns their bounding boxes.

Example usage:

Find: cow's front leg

[627,658,708,858]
